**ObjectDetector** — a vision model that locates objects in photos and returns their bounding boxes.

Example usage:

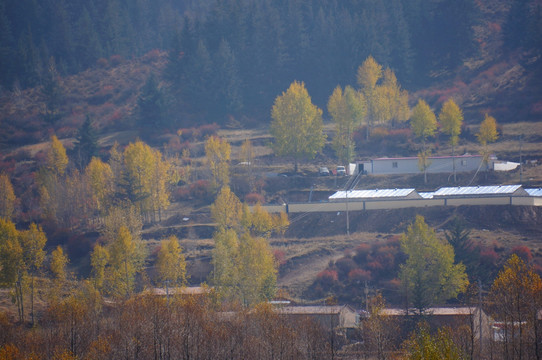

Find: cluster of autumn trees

[312,216,542,359]
[271,56,500,179]
[210,186,288,305]
[0,234,539,360]
[1,129,292,318]
[0,293,346,360]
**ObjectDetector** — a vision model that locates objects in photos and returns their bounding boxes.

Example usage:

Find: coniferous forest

[3,0,540,125]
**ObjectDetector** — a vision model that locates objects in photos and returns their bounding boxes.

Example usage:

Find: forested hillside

[1,0,541,128]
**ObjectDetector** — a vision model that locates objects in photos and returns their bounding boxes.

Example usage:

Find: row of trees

[410,98,498,182]
[210,186,288,305]
[271,56,499,176]
[34,134,177,229]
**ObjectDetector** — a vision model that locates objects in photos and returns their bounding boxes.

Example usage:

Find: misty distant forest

[2,0,540,123]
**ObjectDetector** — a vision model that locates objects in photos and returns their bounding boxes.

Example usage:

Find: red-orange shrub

[244,193,265,205]
[316,270,338,287]
[348,268,372,282]
[273,249,286,267]
[189,180,212,200]
[510,245,533,263]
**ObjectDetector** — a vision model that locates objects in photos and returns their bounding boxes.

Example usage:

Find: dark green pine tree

[213,39,243,117]
[137,73,167,132]
[16,29,41,88]
[503,0,531,51]
[73,115,98,169]
[0,3,16,88]
[41,57,63,125]
[74,8,103,69]
[444,217,475,271]
[185,39,213,112]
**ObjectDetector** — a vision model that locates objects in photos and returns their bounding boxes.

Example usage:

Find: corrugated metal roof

[380,307,480,316]
[433,185,523,197]
[419,192,434,199]
[372,154,481,161]
[277,306,352,315]
[526,188,542,197]
[329,188,416,200]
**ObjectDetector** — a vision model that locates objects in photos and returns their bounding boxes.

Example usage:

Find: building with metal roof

[328,188,421,201]
[526,188,542,197]
[356,154,486,175]
[432,185,528,197]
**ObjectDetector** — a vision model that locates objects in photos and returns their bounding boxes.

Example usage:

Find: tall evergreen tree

[137,74,167,131]
[213,39,243,116]
[73,115,98,169]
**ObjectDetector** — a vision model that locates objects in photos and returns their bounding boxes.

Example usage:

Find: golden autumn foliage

[205,136,231,189]
[90,244,109,291]
[411,99,437,183]
[476,113,499,146]
[107,226,138,298]
[357,55,382,91]
[0,174,16,220]
[271,81,325,172]
[399,215,468,314]
[210,187,286,305]
[46,135,69,177]
[439,98,463,147]
[156,235,187,287]
[328,85,365,163]
[357,56,409,138]
[410,99,437,142]
[488,254,542,360]
[211,186,242,231]
[123,140,172,221]
[85,157,114,216]
[439,98,464,182]
[50,246,69,286]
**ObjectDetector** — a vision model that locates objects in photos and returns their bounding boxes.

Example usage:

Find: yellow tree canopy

[47,135,69,177]
[50,245,69,284]
[399,215,469,314]
[271,81,325,172]
[156,235,187,287]
[328,85,365,163]
[476,113,498,146]
[357,55,382,91]
[410,99,437,143]
[205,136,231,189]
[0,173,16,220]
[85,157,114,215]
[438,98,463,146]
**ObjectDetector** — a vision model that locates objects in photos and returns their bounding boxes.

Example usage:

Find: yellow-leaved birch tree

[205,136,231,189]
[0,173,16,220]
[477,114,499,171]
[410,99,437,184]
[439,99,463,182]
[328,85,365,164]
[271,81,325,173]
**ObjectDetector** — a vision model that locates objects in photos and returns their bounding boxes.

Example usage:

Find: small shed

[358,154,486,175]
[379,307,493,342]
[149,286,211,298]
[277,305,359,330]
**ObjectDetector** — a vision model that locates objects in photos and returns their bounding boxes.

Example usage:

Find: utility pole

[519,134,523,183]
[364,281,369,312]
[478,279,483,355]
[346,188,350,237]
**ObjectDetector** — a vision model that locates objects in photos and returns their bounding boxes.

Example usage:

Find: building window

[461,160,467,166]
[392,162,398,168]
